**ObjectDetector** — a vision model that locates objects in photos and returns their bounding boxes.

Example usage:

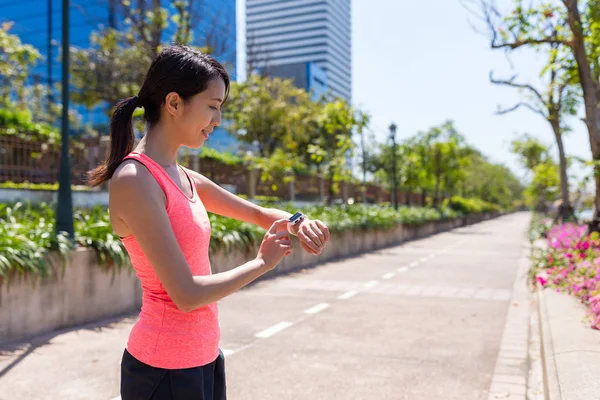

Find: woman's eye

[210,106,218,111]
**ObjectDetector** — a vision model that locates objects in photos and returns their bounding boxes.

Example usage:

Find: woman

[89,45,330,400]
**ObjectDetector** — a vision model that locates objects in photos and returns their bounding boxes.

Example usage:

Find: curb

[535,287,600,400]
[527,289,545,400]
[537,289,560,400]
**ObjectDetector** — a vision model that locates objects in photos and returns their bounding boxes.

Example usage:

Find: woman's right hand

[256,219,294,270]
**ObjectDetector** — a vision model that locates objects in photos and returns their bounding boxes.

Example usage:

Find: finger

[275,230,291,240]
[314,220,330,242]
[276,239,292,246]
[304,227,323,247]
[268,219,289,234]
[310,222,326,245]
[298,231,320,253]
[301,241,320,255]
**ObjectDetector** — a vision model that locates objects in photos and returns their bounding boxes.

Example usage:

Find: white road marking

[420,257,428,262]
[363,280,380,289]
[304,303,330,315]
[338,290,358,299]
[221,348,235,357]
[382,272,396,280]
[255,321,293,338]
[409,261,419,268]
[398,266,409,273]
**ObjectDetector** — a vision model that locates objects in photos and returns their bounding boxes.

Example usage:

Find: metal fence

[0,135,425,205]
[0,135,103,185]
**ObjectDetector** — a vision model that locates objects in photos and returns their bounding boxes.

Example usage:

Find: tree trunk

[551,121,575,221]
[564,0,600,229]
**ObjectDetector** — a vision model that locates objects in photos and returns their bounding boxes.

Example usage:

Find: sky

[237,0,590,188]
[351,0,589,186]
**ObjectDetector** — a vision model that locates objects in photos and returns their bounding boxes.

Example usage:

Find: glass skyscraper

[246,0,352,101]
[2,0,237,128]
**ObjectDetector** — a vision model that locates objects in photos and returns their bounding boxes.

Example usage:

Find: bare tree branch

[489,71,545,103]
[497,102,547,118]
[492,38,572,50]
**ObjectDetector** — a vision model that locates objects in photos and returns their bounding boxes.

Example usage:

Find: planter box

[0,188,109,207]
[0,213,498,343]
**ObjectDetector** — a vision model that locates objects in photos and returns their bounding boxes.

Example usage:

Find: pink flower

[583,242,590,250]
[537,276,548,286]
[581,253,587,259]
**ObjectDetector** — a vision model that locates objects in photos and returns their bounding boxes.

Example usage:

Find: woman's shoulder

[110,159,164,204]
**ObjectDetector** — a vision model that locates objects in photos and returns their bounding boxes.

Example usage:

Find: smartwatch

[288,212,305,234]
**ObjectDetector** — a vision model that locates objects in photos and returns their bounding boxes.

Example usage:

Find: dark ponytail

[88,96,140,186]
[88,45,230,187]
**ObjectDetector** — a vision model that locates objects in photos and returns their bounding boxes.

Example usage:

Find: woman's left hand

[292,218,330,255]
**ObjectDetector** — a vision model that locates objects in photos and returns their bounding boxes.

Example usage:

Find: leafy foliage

[0,23,42,107]
[444,196,502,215]
[0,181,90,191]
[0,108,60,142]
[0,202,499,282]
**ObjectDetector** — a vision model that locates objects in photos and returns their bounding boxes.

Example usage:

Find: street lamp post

[389,122,398,211]
[56,0,74,238]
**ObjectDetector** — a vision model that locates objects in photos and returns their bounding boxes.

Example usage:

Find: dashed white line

[364,280,380,289]
[255,321,293,338]
[221,348,235,357]
[338,290,358,299]
[398,266,409,273]
[382,272,396,280]
[409,261,419,268]
[420,257,428,262]
[304,303,330,315]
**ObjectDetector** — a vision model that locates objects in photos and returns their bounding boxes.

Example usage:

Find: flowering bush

[533,222,600,329]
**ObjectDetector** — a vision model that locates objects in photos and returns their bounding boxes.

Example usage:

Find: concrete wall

[0,188,109,207]
[0,249,142,343]
[0,213,497,343]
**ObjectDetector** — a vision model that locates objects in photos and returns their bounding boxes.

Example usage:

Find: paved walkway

[0,213,531,400]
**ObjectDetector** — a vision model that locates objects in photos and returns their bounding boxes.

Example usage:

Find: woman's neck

[135,125,180,167]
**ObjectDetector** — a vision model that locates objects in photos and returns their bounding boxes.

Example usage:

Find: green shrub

[0,181,90,191]
[0,202,73,281]
[0,201,490,282]
[0,108,60,142]
[444,196,502,215]
[199,147,244,166]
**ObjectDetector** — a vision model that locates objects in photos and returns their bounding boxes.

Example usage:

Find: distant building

[246,0,352,101]
[3,0,237,134]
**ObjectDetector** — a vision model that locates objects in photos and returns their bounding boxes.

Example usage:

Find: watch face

[289,212,304,224]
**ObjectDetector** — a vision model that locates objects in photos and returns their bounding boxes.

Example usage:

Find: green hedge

[0,181,90,191]
[0,202,475,283]
[443,196,502,215]
[0,108,60,142]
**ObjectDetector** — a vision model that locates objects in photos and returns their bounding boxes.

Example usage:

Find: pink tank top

[120,152,219,369]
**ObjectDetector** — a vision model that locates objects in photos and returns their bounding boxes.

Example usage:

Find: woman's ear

[164,92,183,117]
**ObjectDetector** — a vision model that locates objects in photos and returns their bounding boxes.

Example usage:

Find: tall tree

[70,0,214,116]
[469,0,600,227]
[490,43,578,220]
[0,22,41,107]
[511,135,559,210]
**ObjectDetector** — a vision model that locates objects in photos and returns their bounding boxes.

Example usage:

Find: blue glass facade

[1,0,237,133]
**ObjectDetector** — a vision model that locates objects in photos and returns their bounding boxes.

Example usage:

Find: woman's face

[176,77,226,148]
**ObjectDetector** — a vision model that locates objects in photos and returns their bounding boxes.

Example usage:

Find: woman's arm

[109,162,291,312]
[183,167,330,254]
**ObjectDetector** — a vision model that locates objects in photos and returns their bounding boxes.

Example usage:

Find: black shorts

[120,349,227,400]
